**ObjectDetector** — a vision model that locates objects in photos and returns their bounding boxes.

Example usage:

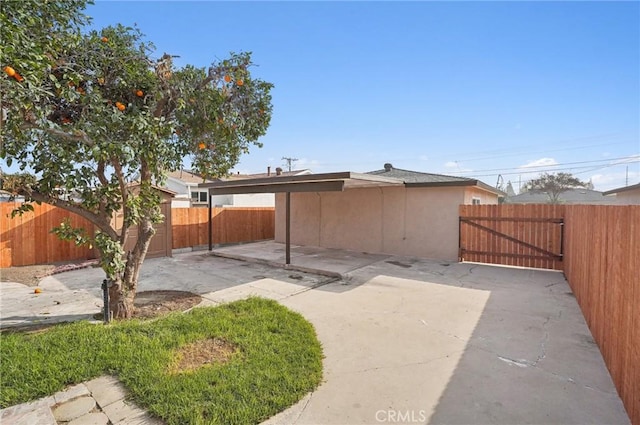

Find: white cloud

[590,170,640,191]
[295,158,323,172]
[443,161,472,174]
[518,157,559,169]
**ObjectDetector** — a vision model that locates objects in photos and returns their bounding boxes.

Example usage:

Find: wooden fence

[0,202,96,268]
[171,207,275,249]
[563,205,639,425]
[459,204,566,270]
[1,204,275,268]
[460,203,639,423]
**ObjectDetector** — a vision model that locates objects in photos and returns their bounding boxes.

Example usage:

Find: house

[111,184,175,259]
[603,182,640,205]
[199,163,503,261]
[165,170,217,208]
[506,188,616,204]
[166,168,311,208]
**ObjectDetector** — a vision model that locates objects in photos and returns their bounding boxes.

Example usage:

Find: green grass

[0,298,323,424]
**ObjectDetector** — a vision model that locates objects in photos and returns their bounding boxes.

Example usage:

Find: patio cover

[199,172,404,264]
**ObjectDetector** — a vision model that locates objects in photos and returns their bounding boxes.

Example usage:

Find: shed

[111,185,175,259]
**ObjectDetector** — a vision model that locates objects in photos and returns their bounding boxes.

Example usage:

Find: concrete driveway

[0,244,630,424]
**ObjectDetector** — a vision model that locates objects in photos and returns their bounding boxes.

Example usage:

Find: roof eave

[603,183,640,195]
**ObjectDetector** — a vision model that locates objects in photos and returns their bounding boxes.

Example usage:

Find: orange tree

[1,1,273,318]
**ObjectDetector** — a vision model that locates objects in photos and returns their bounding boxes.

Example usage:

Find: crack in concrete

[419,319,466,342]
[290,391,314,424]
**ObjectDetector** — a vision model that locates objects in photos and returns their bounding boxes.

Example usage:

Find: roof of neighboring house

[603,182,640,195]
[367,164,503,195]
[225,169,311,180]
[127,182,177,197]
[166,170,217,185]
[507,188,615,204]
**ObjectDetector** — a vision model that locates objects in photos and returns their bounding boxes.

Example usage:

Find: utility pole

[281,156,298,172]
[626,166,629,186]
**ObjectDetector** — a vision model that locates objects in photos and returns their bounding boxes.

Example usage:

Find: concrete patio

[0,242,630,424]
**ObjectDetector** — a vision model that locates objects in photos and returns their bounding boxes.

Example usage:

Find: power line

[445,155,640,175]
[464,157,640,178]
[281,156,298,172]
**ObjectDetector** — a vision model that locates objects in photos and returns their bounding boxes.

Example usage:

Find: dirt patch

[1,264,56,286]
[93,290,202,321]
[168,337,239,374]
[1,260,99,287]
[133,290,202,319]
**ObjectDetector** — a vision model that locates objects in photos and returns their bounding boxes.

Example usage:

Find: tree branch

[21,189,118,241]
[21,122,95,146]
[111,157,130,245]
[96,160,109,186]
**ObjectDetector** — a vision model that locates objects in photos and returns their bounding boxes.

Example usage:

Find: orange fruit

[236,79,244,86]
[62,117,71,124]
[14,73,24,82]
[135,89,144,97]
[224,75,231,83]
[77,87,85,95]
[4,66,16,77]
[34,287,42,294]
[97,77,105,85]
[115,102,126,111]
[198,142,206,150]
[101,36,108,43]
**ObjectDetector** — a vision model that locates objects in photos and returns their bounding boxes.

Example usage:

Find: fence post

[208,194,213,251]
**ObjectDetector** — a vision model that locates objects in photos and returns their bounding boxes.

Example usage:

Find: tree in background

[523,172,587,204]
[1,1,273,318]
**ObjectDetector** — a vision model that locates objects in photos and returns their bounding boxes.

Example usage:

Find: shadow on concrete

[425,265,630,424]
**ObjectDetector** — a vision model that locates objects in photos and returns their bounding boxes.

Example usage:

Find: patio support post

[286,191,291,265]
[208,191,213,251]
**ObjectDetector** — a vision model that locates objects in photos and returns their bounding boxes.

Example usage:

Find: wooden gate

[459,204,565,270]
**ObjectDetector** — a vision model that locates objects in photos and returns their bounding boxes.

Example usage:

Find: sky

[14,1,640,192]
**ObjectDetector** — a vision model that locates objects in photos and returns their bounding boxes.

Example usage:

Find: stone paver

[68,411,109,425]
[101,399,147,424]
[53,383,90,405]
[52,396,96,422]
[84,376,126,408]
[0,398,57,425]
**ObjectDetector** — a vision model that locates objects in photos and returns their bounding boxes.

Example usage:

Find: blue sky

[34,2,640,190]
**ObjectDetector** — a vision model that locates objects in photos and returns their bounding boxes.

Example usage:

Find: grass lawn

[0,297,323,424]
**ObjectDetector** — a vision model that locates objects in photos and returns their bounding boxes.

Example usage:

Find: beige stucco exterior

[614,188,640,205]
[275,185,498,261]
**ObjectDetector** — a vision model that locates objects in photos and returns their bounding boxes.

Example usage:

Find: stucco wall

[463,186,500,204]
[230,193,275,207]
[275,185,495,261]
[615,188,640,205]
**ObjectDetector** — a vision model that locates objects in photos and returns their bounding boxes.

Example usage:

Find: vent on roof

[384,163,393,172]
[276,167,283,176]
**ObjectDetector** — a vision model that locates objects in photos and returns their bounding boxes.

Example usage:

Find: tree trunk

[108,282,135,319]
[108,216,156,319]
